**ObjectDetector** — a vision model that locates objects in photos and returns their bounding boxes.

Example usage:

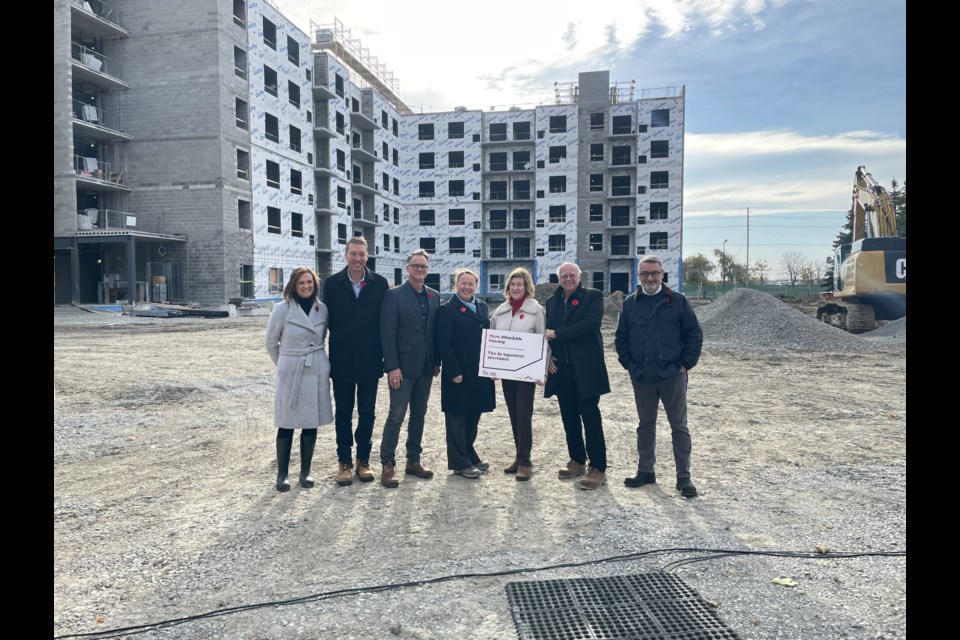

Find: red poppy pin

[428,293,433,299]
[571,299,579,306]
[360,281,367,289]
[460,306,467,313]
[665,295,672,305]
[314,305,320,312]
[519,314,524,319]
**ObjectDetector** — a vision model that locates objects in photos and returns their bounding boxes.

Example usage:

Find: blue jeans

[379,372,433,465]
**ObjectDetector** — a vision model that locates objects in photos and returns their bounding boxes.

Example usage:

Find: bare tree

[798,265,817,286]
[751,259,770,285]
[781,251,806,286]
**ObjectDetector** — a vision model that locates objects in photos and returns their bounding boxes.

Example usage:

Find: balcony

[351,178,377,196]
[485,248,533,260]
[75,208,136,233]
[313,122,340,139]
[482,138,535,147]
[349,110,377,131]
[351,142,379,164]
[72,99,131,141]
[71,0,128,38]
[73,155,130,192]
[313,79,338,100]
[608,215,633,228]
[607,188,636,200]
[71,43,128,89]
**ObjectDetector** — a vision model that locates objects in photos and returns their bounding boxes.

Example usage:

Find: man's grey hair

[345,236,368,252]
[638,254,663,269]
[556,262,581,276]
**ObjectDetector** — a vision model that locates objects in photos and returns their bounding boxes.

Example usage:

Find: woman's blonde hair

[453,268,479,286]
[506,267,535,298]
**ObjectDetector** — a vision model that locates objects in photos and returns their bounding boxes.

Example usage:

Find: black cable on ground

[53,546,905,639]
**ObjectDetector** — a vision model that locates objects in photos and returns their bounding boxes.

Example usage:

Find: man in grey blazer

[378,249,441,488]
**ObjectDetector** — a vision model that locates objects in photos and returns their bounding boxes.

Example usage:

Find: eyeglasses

[408,264,429,270]
[558,273,579,280]
[639,271,662,278]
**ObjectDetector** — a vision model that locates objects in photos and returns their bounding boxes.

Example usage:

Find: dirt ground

[53,310,906,639]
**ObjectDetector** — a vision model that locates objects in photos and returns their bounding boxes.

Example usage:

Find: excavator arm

[852,165,898,241]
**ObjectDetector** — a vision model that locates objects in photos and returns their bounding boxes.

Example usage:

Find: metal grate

[507,573,741,640]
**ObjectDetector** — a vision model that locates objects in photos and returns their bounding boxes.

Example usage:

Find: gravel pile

[862,317,907,345]
[696,289,880,352]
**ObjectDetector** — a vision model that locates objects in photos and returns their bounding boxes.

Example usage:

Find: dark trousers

[554,364,606,471]
[631,373,691,479]
[502,379,535,466]
[333,379,379,464]
[379,372,433,465]
[444,412,482,470]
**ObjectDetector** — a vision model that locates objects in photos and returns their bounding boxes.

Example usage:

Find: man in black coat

[322,237,389,486]
[614,254,703,498]
[544,262,611,490]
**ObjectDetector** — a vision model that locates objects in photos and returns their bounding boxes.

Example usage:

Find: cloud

[280,0,788,110]
[684,129,907,216]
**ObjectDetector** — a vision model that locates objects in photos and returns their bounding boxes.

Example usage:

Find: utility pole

[746,207,750,287]
[722,239,728,286]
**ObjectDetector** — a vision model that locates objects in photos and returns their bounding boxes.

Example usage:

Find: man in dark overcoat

[544,261,611,490]
[323,237,389,486]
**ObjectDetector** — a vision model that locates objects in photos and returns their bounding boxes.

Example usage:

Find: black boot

[299,429,317,488]
[276,431,293,492]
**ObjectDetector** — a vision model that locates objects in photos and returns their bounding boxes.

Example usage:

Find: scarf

[509,294,526,316]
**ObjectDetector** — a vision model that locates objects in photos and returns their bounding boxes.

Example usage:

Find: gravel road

[53,291,906,640]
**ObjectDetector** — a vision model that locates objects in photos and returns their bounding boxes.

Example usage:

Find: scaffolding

[554,80,683,105]
[310,17,412,114]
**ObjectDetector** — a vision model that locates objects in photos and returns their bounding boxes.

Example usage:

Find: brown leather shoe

[558,460,587,479]
[381,463,399,488]
[516,465,532,481]
[356,459,374,483]
[579,467,607,490]
[404,460,434,479]
[504,460,519,474]
[335,462,353,487]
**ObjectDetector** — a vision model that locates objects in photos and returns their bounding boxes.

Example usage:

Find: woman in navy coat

[435,269,496,479]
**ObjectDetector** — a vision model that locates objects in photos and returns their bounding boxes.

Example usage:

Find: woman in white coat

[265,267,334,491]
[490,267,548,481]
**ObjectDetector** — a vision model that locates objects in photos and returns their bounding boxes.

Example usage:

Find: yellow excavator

[817,166,906,333]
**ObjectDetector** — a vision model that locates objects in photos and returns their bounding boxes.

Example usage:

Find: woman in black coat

[435,269,496,479]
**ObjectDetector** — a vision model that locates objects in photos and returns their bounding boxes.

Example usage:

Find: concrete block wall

[54,1,79,236]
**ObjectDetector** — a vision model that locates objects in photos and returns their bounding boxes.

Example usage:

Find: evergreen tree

[890,179,906,236]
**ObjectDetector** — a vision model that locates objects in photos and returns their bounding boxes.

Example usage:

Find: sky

[278,0,906,281]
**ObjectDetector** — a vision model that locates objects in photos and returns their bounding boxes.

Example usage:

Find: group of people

[264,238,703,498]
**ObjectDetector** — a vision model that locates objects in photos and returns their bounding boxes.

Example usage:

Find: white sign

[479,329,548,383]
